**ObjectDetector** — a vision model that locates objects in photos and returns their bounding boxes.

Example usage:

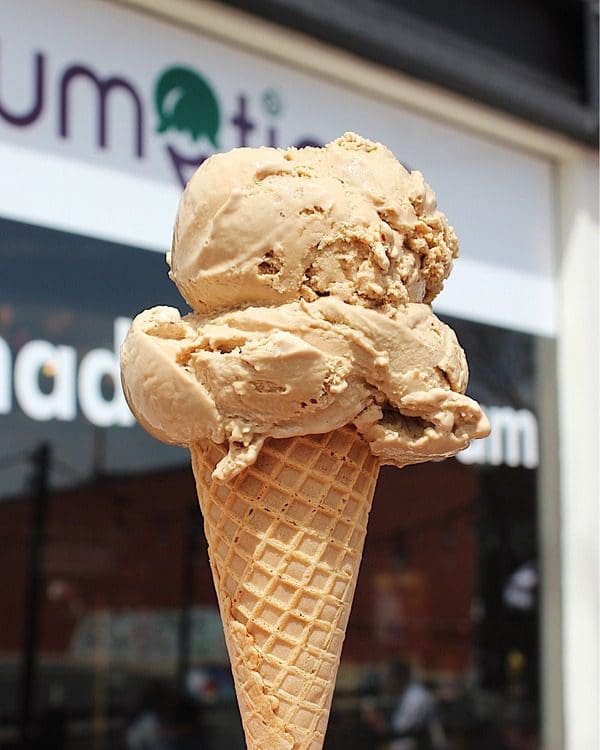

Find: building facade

[0,1,598,748]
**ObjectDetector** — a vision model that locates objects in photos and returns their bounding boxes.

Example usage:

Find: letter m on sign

[59,64,144,158]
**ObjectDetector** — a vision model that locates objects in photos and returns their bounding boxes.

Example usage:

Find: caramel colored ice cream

[169,132,455,314]
[121,133,489,479]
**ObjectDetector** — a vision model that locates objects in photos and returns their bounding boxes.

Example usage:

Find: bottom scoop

[121,297,490,480]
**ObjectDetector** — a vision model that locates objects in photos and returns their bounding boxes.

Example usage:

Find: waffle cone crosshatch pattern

[191,426,379,749]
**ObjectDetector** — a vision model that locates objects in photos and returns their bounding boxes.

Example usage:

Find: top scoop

[121,133,490,479]
[169,131,456,313]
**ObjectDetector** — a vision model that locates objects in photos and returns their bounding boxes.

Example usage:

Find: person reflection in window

[126,682,170,750]
[126,682,206,750]
[361,661,447,750]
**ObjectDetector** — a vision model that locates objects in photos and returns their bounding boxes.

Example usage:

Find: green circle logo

[154,66,220,147]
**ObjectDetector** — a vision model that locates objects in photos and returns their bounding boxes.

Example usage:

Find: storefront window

[0,217,548,749]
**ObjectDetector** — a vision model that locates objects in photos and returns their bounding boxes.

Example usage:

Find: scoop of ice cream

[169,132,458,315]
[121,298,489,480]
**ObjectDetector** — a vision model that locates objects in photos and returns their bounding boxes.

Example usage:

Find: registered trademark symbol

[262,89,282,117]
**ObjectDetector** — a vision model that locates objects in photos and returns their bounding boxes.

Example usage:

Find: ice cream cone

[190,424,380,750]
[120,133,490,748]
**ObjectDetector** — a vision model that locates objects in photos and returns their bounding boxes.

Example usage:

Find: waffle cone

[190,425,380,750]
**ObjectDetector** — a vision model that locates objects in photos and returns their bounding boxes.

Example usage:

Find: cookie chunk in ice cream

[121,133,489,480]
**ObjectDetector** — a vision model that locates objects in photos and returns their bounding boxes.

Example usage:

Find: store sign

[0,0,557,338]
[457,406,538,469]
[0,49,319,189]
[0,318,133,428]
[0,2,557,336]
[0,0,322,193]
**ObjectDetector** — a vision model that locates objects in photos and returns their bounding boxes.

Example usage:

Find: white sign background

[0,0,556,335]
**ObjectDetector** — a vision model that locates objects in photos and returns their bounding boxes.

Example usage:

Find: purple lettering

[59,64,144,158]
[230,94,255,147]
[0,45,44,126]
[294,138,323,149]
[165,144,209,188]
